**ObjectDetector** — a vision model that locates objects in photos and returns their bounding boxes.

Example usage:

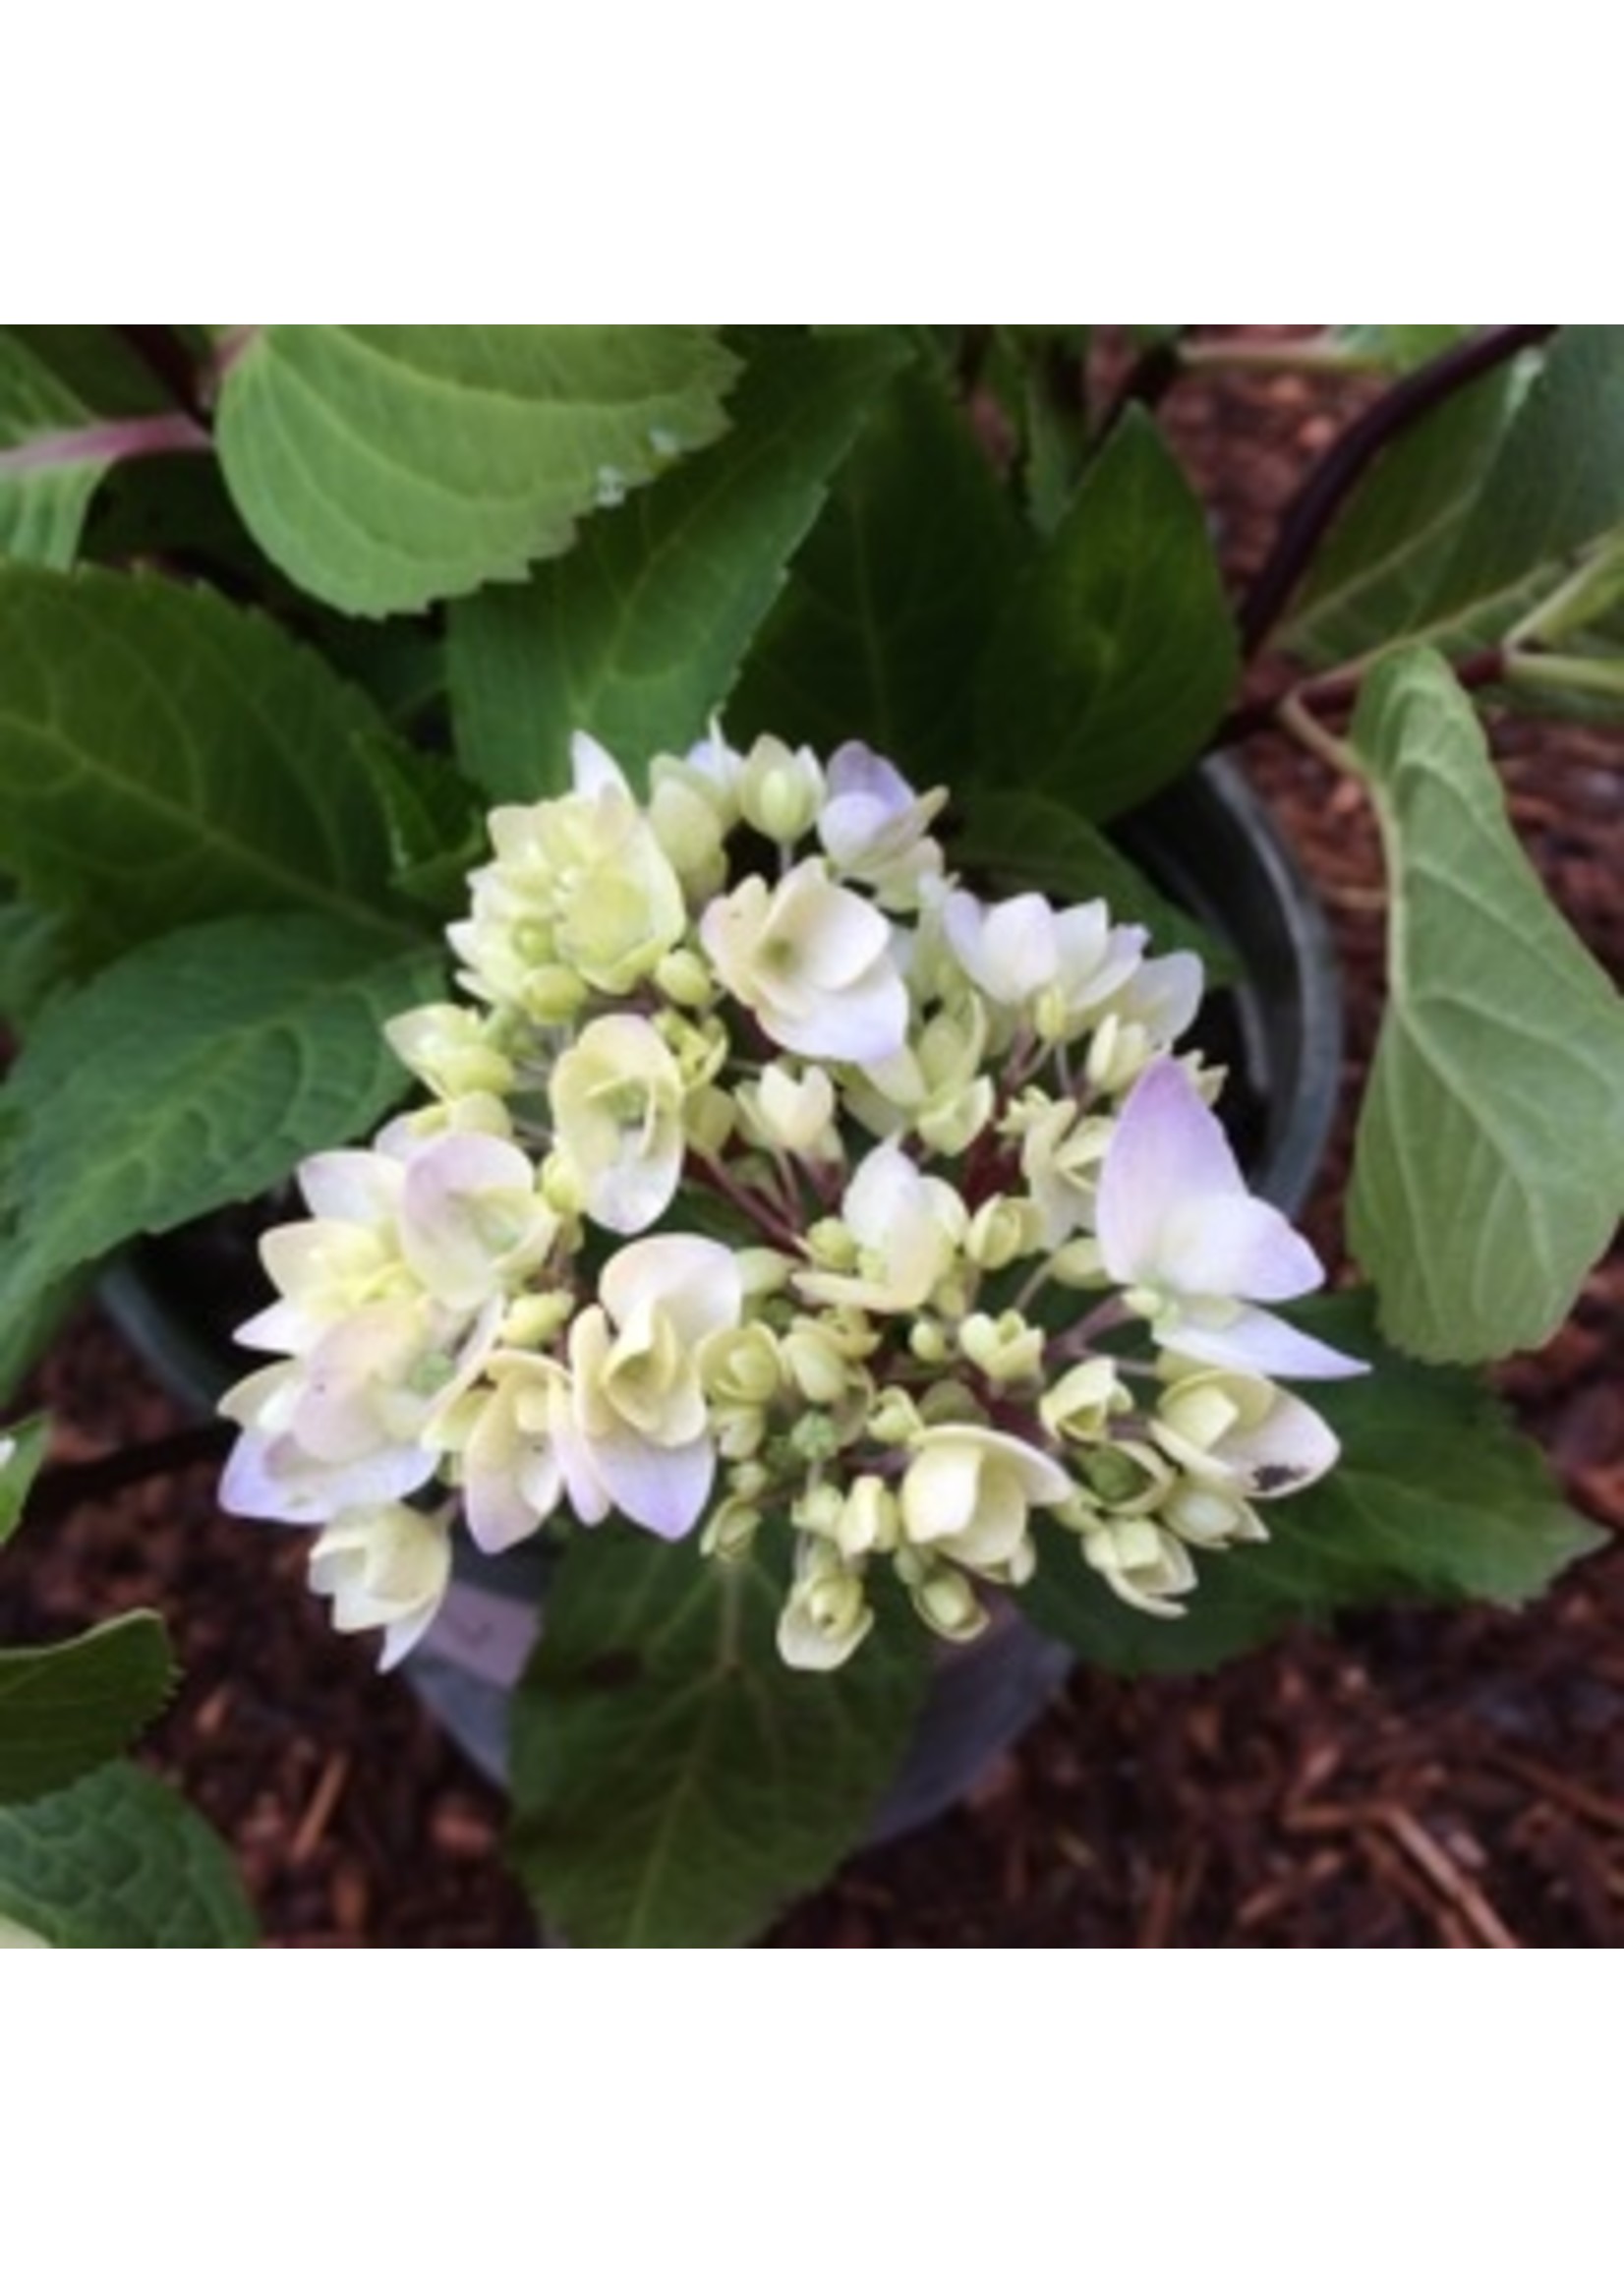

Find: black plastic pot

[101,753,1342,1843]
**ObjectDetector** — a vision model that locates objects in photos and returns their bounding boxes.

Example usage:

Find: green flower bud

[957,1309,1045,1385]
[701,1498,763,1561]
[911,1565,990,1645]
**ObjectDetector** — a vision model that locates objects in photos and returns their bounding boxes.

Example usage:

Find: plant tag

[422,1581,541,1688]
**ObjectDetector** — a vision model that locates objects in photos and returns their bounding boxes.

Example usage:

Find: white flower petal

[1161,1192,1324,1303]
[1160,1304,1368,1380]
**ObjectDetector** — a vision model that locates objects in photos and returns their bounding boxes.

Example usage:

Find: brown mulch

[4,339,1623,1946]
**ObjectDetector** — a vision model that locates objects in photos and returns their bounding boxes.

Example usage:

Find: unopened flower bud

[701,1498,763,1560]
[911,1565,989,1645]
[739,735,826,845]
[909,1318,952,1366]
[868,1386,923,1445]
[1077,1441,1170,1515]
[655,948,715,1009]
[783,1324,856,1407]
[964,1196,1041,1272]
[835,1476,899,1558]
[499,1291,575,1348]
[957,1310,1044,1385]
[1040,1358,1130,1445]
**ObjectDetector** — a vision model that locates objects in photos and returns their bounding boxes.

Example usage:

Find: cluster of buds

[221,731,1362,1671]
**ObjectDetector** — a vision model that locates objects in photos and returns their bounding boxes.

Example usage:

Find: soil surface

[6,342,1623,1947]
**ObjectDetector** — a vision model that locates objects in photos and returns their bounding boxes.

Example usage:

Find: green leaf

[1344,649,1624,1360]
[0,331,129,568]
[1332,325,1471,373]
[0,894,79,1025]
[508,1530,930,1947]
[0,1415,48,1546]
[1422,326,1624,639]
[0,563,406,962]
[0,1611,174,1804]
[355,737,488,918]
[1021,1292,1600,1675]
[8,329,171,417]
[1285,362,1525,666]
[0,1761,256,1946]
[447,328,906,801]
[972,408,1239,819]
[215,325,741,617]
[1291,329,1624,667]
[728,362,1032,784]
[0,1270,92,1410]
[0,915,442,1300]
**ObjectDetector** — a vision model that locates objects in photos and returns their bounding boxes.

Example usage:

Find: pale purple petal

[590,1429,716,1542]
[569,731,629,797]
[1097,1059,1246,1282]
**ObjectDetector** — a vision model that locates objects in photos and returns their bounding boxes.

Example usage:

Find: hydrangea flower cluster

[220,731,1363,1672]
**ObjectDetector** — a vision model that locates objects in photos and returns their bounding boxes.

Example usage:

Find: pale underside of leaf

[1346,650,1624,1360]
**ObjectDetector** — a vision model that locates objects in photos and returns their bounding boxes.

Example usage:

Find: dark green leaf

[0,1612,174,1804]
[729,362,1031,784]
[0,331,135,567]
[355,737,488,918]
[0,1762,256,1946]
[215,325,740,616]
[973,408,1238,819]
[508,1529,930,1947]
[1022,1292,1600,1674]
[0,894,79,1023]
[1344,650,1624,1360]
[448,328,906,801]
[7,329,170,416]
[0,563,406,962]
[0,915,442,1301]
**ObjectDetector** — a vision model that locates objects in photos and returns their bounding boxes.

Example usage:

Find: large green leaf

[0,1761,256,1946]
[1021,1293,1600,1675]
[0,914,442,1302]
[1285,362,1525,666]
[508,1530,930,1947]
[1288,328,1624,668]
[0,330,169,568]
[447,328,906,801]
[0,1612,174,1804]
[1344,650,1624,1360]
[0,563,405,962]
[215,326,741,616]
[0,1415,47,1546]
[728,362,1032,784]
[972,407,1238,819]
[1422,325,1624,641]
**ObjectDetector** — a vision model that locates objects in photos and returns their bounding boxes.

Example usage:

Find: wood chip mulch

[3,344,1621,1945]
